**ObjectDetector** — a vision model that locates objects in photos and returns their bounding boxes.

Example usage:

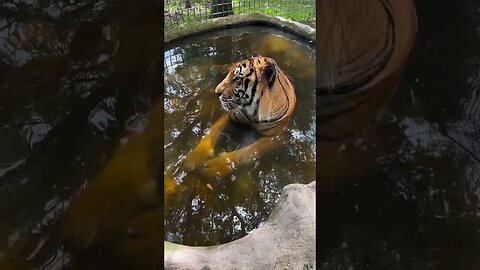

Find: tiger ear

[263,61,277,89]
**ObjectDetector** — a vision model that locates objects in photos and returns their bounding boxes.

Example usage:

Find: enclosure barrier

[164,0,315,33]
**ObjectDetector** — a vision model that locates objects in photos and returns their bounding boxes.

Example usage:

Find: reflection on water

[317,0,480,269]
[0,0,162,269]
[164,26,316,245]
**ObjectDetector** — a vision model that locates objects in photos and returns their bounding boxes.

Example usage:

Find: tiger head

[214,52,279,112]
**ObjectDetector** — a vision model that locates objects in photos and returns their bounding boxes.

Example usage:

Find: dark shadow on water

[316,0,480,269]
[0,0,162,269]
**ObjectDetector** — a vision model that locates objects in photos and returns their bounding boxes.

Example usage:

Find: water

[316,1,480,269]
[164,26,316,245]
[0,1,162,269]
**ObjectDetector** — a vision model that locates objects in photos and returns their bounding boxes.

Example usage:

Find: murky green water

[316,1,480,269]
[0,1,162,269]
[164,26,316,245]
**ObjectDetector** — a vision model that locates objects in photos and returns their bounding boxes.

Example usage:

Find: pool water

[0,1,162,269]
[164,26,316,245]
[315,0,480,269]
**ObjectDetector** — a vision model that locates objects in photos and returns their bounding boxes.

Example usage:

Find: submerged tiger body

[184,52,295,177]
[215,53,296,136]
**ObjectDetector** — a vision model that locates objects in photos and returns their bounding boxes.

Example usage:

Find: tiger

[183,52,296,178]
[316,0,417,137]
[315,0,417,185]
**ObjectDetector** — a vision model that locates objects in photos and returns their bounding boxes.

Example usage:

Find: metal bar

[193,6,196,23]
[163,0,316,33]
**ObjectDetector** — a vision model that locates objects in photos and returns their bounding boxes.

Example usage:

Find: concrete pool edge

[164,12,316,46]
[164,181,316,269]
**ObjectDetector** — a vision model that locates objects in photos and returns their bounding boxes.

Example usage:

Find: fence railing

[164,0,315,33]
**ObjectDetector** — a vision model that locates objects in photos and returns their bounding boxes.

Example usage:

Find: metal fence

[164,0,316,32]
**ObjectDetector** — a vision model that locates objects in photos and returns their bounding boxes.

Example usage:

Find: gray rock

[165,181,316,270]
[165,12,316,45]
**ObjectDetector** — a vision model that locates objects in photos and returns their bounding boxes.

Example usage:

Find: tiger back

[315,0,417,186]
[316,0,417,138]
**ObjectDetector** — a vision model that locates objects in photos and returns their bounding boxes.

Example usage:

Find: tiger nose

[215,87,222,96]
